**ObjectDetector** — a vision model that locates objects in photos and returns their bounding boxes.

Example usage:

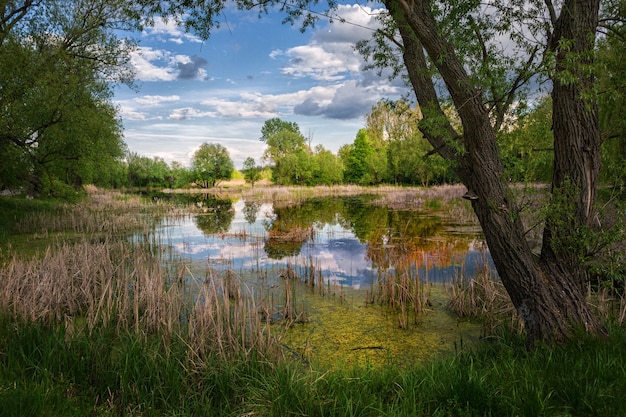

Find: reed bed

[0,237,280,363]
[12,186,188,238]
[447,252,521,336]
[365,248,431,330]
[168,184,410,207]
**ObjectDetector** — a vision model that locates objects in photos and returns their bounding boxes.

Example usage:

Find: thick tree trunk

[391,0,607,343]
[542,0,603,284]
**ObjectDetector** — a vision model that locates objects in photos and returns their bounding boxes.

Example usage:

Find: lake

[150,192,494,367]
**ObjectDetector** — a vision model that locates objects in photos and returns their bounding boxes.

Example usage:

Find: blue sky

[113,3,410,168]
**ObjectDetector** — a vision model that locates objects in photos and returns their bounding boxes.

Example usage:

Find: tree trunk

[542,0,603,286]
[390,0,607,343]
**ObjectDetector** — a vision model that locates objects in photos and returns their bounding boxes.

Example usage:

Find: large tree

[138,0,620,343]
[380,0,608,343]
[259,118,308,184]
[191,142,234,188]
[0,0,136,193]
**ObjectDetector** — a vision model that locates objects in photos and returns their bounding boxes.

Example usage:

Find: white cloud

[198,97,278,119]
[116,104,148,121]
[271,44,359,81]
[131,47,178,81]
[134,95,181,106]
[130,47,209,82]
[142,17,203,44]
[169,107,215,120]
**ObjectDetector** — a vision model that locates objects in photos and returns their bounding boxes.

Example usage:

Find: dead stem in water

[447,252,521,336]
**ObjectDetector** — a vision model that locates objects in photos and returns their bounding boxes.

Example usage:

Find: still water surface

[154,193,494,367]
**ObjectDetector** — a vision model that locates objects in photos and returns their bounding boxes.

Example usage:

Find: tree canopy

[191,142,234,188]
[0,0,137,195]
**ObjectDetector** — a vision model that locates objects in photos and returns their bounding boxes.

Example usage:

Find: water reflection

[157,194,493,289]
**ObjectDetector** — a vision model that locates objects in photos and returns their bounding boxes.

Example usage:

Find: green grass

[1,314,625,416]
[2,189,625,416]
[0,196,61,241]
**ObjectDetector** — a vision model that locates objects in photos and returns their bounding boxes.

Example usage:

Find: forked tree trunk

[390,0,607,343]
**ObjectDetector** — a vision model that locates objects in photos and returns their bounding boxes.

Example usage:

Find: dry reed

[447,252,522,336]
[0,236,281,363]
[12,186,188,238]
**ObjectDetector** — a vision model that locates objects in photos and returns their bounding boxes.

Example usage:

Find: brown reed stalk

[0,236,280,364]
[447,253,520,336]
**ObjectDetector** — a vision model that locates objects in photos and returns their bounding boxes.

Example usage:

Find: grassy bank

[1,187,625,416]
[1,315,625,416]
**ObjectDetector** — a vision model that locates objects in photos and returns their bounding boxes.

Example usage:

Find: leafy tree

[498,97,554,182]
[169,161,191,189]
[0,0,136,194]
[242,157,262,187]
[259,118,308,185]
[127,153,172,188]
[311,145,343,185]
[597,0,626,187]
[343,130,368,184]
[260,118,301,141]
[344,129,383,185]
[191,142,233,188]
[135,0,623,343]
[366,100,454,185]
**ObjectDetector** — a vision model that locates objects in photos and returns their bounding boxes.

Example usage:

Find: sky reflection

[157,198,494,289]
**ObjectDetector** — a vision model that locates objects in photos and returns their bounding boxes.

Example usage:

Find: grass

[2,185,626,416]
[0,195,60,243]
[1,314,626,416]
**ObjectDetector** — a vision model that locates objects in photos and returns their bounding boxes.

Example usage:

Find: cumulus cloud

[268,4,385,83]
[134,95,181,106]
[142,17,203,44]
[293,80,397,120]
[324,81,376,119]
[177,55,209,80]
[270,43,359,81]
[130,47,211,82]
[293,98,324,116]
[131,47,178,81]
[313,4,384,44]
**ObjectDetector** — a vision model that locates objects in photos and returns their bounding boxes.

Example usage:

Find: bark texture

[389,0,607,343]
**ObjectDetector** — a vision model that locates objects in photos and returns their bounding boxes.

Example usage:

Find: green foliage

[388,133,455,186]
[344,129,375,184]
[310,145,343,185]
[242,157,262,186]
[597,1,626,187]
[0,196,61,243]
[191,142,234,188]
[258,118,339,186]
[0,1,135,196]
[498,97,554,182]
[260,117,301,141]
[2,313,626,416]
[127,153,173,188]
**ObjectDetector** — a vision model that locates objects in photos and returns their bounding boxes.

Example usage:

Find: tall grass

[0,237,279,363]
[2,187,626,416]
[369,261,430,330]
[10,186,193,240]
[447,250,521,336]
[2,313,625,416]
